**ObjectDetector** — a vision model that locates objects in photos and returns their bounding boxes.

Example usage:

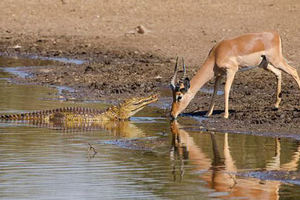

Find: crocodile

[0,94,158,122]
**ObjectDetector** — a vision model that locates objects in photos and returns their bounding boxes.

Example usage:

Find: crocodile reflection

[1,119,146,138]
[170,121,300,199]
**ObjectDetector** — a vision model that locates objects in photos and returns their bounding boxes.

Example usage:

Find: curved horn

[170,57,179,90]
[179,57,186,84]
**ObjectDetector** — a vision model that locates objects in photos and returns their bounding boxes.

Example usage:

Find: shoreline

[1,48,300,137]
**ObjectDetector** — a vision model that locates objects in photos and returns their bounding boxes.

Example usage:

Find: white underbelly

[236,51,265,68]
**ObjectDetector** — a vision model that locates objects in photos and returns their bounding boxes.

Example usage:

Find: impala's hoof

[204,114,211,118]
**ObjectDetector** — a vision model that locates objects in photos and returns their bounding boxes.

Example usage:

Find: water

[1,56,300,199]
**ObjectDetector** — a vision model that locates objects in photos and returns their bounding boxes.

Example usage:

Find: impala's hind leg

[206,76,222,117]
[263,64,282,108]
[272,59,300,89]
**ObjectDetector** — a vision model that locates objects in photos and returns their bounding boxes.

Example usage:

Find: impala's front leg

[224,68,238,118]
[206,76,222,117]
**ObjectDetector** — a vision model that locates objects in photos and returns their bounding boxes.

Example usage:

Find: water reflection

[170,120,300,199]
[1,119,147,138]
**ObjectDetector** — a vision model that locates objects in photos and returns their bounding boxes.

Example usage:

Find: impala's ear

[184,77,190,90]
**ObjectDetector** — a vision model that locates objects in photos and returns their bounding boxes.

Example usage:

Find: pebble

[136,25,149,34]
[12,45,21,49]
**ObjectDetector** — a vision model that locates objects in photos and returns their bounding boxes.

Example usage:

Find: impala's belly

[236,51,265,68]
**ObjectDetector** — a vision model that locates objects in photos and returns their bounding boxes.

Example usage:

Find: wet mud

[2,47,300,135]
[1,50,172,102]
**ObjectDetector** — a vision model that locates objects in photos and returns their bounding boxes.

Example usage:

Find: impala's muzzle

[170,113,175,119]
[170,105,179,120]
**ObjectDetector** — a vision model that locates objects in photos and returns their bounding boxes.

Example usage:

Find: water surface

[1,56,300,199]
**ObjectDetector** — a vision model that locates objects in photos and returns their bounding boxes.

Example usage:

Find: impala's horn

[179,58,186,84]
[181,58,190,91]
[170,57,179,91]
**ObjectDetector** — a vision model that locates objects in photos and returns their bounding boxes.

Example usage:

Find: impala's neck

[170,56,216,119]
[188,57,215,98]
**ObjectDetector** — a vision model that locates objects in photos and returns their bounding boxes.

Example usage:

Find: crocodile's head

[107,94,158,120]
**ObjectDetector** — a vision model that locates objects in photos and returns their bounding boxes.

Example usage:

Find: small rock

[84,66,94,73]
[39,69,52,73]
[12,45,21,49]
[136,25,149,34]
[53,50,62,56]
[66,97,76,101]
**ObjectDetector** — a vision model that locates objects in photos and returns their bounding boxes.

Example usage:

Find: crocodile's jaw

[127,94,158,117]
[107,94,158,120]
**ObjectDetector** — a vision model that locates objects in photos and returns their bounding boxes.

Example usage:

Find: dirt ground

[1,0,300,135]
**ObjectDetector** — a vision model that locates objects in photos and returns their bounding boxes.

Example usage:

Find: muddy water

[1,56,300,199]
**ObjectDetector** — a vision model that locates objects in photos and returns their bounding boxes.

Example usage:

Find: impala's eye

[179,88,187,93]
[177,96,182,102]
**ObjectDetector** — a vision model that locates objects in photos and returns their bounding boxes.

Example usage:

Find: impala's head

[170,57,191,120]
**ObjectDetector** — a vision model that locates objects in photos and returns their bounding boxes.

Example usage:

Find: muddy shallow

[2,51,300,136]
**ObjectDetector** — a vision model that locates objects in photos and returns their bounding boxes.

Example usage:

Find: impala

[170,31,300,119]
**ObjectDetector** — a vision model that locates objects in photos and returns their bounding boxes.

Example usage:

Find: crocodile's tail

[0,107,103,120]
[0,112,47,120]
